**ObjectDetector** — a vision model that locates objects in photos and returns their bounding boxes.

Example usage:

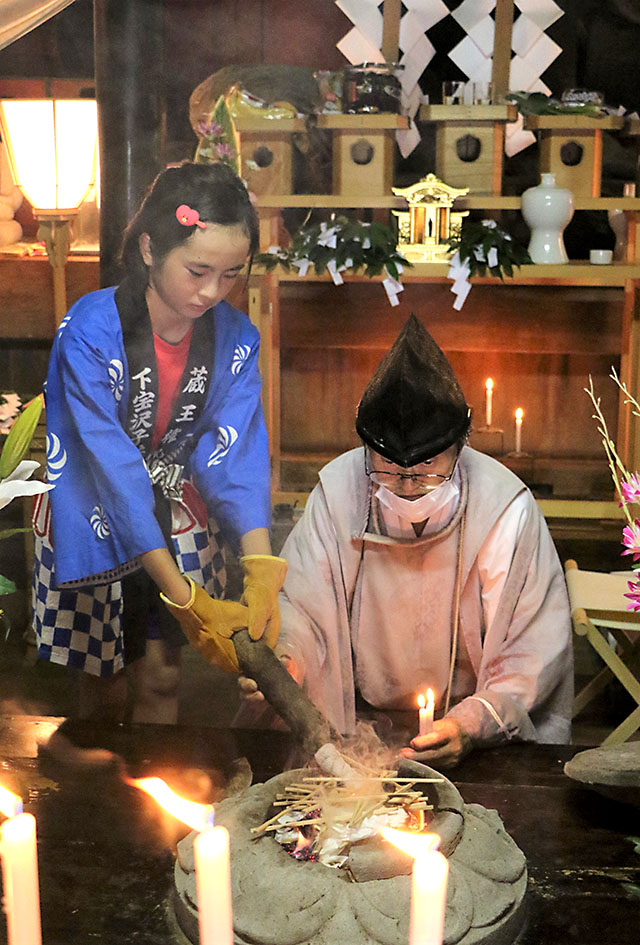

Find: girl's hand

[239,554,288,646]
[400,718,473,769]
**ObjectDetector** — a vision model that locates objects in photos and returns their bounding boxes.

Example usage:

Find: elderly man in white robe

[240,315,574,767]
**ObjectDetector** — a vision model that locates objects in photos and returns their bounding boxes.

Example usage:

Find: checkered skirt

[31,493,227,677]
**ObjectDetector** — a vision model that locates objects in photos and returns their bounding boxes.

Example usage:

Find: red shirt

[151,328,193,450]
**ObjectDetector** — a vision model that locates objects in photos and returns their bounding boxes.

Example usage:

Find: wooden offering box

[316,113,409,200]
[418,104,518,195]
[523,114,625,198]
[234,117,301,196]
[234,114,409,200]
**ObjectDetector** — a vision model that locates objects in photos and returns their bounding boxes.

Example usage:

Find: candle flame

[418,689,435,709]
[0,783,23,818]
[515,407,524,421]
[381,827,440,860]
[129,777,213,831]
[485,377,494,391]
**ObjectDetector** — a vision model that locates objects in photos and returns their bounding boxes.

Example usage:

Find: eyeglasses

[364,448,460,486]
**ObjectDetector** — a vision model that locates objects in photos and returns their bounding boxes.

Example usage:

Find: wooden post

[382,0,401,63]
[491,0,515,102]
[94,0,166,286]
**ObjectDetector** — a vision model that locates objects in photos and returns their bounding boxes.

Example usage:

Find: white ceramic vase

[521,172,574,264]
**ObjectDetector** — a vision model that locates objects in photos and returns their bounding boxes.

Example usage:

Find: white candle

[0,812,42,945]
[514,407,524,454]
[130,777,232,945]
[410,849,449,945]
[381,829,448,945]
[418,689,434,736]
[485,378,494,428]
[194,825,233,945]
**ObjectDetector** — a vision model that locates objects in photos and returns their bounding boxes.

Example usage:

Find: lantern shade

[0,99,98,215]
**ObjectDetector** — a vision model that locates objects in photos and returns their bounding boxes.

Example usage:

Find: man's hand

[400,718,473,769]
[237,652,303,705]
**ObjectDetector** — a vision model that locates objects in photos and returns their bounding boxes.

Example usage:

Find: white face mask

[375,476,460,523]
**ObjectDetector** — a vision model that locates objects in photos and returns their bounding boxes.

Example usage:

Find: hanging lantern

[0,99,98,216]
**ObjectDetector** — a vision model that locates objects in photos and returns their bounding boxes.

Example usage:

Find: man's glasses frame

[364,446,461,486]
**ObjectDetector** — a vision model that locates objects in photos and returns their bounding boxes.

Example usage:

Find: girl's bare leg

[78,670,128,721]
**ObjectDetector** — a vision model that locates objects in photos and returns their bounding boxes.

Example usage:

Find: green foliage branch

[256,215,410,280]
[447,218,531,280]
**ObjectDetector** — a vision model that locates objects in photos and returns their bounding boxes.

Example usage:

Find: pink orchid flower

[622,520,640,560]
[625,579,640,612]
[197,119,223,139]
[621,473,640,505]
[214,142,235,159]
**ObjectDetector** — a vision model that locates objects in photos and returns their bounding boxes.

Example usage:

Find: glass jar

[342,62,404,115]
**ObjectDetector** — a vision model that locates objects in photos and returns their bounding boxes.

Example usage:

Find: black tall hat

[355,314,471,466]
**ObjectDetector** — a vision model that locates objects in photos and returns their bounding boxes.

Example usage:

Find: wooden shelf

[256,195,407,208]
[256,195,640,211]
[537,499,624,520]
[270,491,626,526]
[419,104,518,122]
[317,114,409,130]
[259,262,640,286]
[523,114,625,131]
[0,252,99,339]
[452,196,640,211]
[234,114,409,133]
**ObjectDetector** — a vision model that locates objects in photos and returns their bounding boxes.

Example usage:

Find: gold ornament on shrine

[392,174,468,262]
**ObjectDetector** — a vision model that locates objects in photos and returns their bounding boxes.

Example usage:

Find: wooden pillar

[491,0,514,102]
[382,0,401,63]
[93,0,166,287]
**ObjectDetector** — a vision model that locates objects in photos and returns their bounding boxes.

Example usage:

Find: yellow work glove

[239,554,288,648]
[160,577,247,673]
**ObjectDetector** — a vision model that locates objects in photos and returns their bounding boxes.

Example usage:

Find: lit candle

[410,848,449,945]
[131,777,232,945]
[485,378,494,428]
[195,826,233,945]
[514,407,524,454]
[0,786,42,945]
[418,689,434,736]
[382,829,449,945]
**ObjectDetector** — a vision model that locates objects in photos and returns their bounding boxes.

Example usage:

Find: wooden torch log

[231,629,339,758]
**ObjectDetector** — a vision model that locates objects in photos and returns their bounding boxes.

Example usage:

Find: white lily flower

[0,460,53,511]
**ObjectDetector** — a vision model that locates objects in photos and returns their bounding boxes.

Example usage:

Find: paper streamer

[383,267,404,307]
[448,251,472,311]
[335,0,565,158]
[327,260,344,285]
[294,259,311,277]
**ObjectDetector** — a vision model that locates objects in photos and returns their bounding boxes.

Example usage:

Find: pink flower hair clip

[176,204,207,229]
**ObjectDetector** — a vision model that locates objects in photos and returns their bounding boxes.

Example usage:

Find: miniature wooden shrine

[392,173,468,261]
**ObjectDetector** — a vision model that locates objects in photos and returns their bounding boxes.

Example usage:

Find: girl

[32,161,286,725]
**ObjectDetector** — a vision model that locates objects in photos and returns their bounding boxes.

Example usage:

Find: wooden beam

[491,0,514,102]
[382,0,401,63]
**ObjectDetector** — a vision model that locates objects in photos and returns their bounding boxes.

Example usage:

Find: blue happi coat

[45,287,271,587]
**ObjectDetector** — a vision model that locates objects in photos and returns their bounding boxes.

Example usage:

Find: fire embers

[275,807,321,862]
[252,772,440,870]
[281,820,321,862]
